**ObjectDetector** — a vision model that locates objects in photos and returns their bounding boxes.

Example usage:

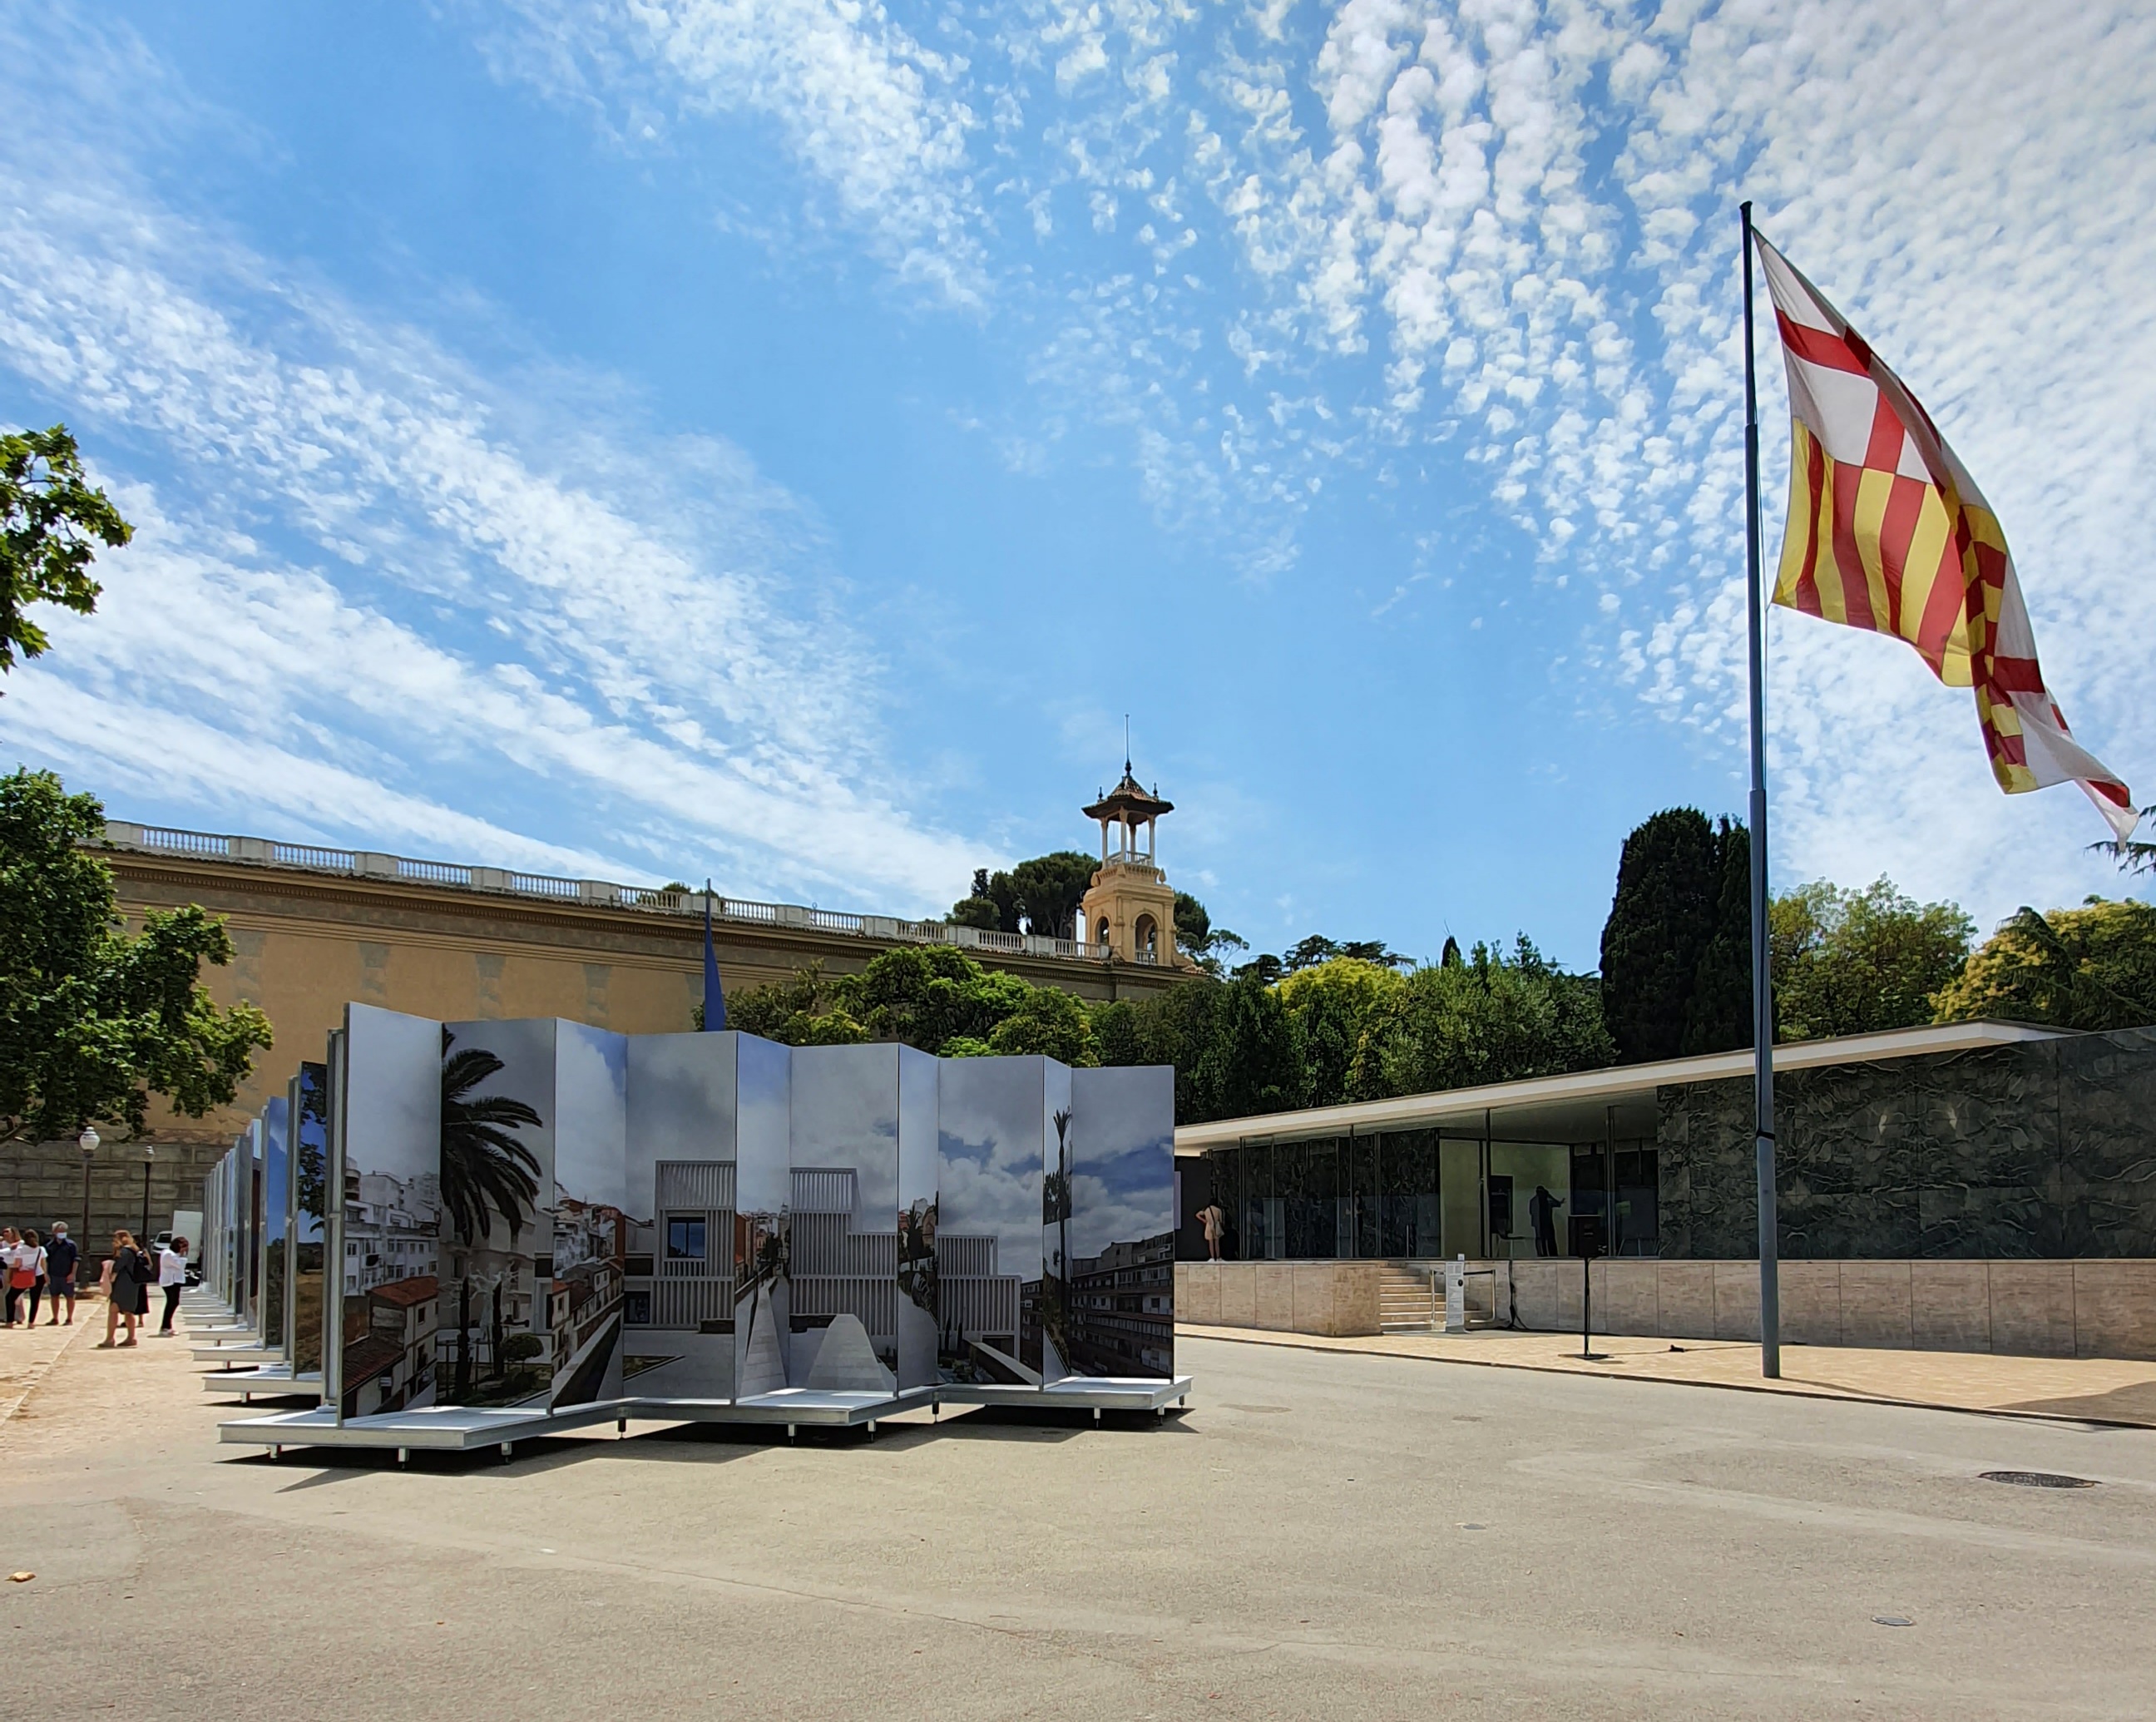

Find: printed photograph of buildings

[290,1062,329,1373]
[620,1033,739,1402]
[338,1005,442,1415]
[934,1058,1049,1386]
[550,1022,628,1409]
[1065,1066,1175,1378]
[436,1017,552,1408]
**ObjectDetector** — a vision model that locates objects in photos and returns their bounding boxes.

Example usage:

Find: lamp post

[77,1127,98,1255]
[140,1143,156,1243]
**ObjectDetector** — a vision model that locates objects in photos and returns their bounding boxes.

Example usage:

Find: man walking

[1528,1185,1564,1259]
[44,1222,80,1325]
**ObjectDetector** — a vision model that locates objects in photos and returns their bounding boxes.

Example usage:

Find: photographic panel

[621,1032,739,1403]
[1039,1060,1075,1384]
[260,1095,289,1362]
[788,1045,900,1393]
[549,1022,629,1409]
[934,1057,1047,1387]
[290,1061,329,1373]
[1064,1065,1177,1378]
[734,1033,793,1398]
[436,1017,556,1410]
[339,1004,443,1418]
[894,1045,939,1390]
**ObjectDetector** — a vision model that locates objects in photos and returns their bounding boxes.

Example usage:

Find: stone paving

[1178,1321,2156,1426]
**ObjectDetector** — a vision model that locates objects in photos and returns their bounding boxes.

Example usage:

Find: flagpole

[1740,200,1781,1380]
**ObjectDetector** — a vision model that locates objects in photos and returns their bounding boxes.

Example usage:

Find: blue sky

[2,1,2149,970]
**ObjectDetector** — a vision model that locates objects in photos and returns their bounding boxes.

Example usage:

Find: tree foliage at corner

[1931,899,2156,1032]
[1772,878,1975,1040]
[945,852,1098,940]
[2,425,131,677]
[1681,819,1753,1055]
[0,769,273,1139]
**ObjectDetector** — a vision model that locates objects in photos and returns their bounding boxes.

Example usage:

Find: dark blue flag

[702,880,727,1031]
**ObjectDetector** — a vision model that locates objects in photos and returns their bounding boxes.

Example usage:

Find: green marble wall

[1656,1028,2156,1259]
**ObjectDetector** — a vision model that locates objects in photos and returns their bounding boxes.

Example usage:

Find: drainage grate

[1979,1470,2098,1489]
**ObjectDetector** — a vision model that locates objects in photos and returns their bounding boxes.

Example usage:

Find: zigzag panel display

[312,1011,1174,1418]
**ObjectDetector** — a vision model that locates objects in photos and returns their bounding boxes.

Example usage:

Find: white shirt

[158,1249,187,1288]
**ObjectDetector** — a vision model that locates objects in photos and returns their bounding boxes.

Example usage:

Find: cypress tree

[1682,819,1754,1054]
[1599,808,1721,1063]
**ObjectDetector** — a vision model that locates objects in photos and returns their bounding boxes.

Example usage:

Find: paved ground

[1181,1323,2156,1426]
[3,1319,2154,1720]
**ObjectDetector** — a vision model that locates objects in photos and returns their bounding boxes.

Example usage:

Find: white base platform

[941,1375,1193,1414]
[202,1365,319,1402]
[195,1344,279,1366]
[221,1385,933,1456]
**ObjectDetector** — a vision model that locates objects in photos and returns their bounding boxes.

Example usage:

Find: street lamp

[77,1127,98,1253]
[140,1142,156,1243]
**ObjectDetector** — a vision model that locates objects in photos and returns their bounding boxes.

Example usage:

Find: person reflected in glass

[1529,1185,1564,1259]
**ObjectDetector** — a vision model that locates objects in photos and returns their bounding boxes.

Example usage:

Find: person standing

[2,1228,28,1327]
[43,1222,80,1325]
[97,1231,149,1348]
[1198,1200,1226,1262]
[156,1236,189,1336]
[20,1230,47,1327]
[1528,1185,1564,1259]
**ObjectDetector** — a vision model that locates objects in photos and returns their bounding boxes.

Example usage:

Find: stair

[1378,1264,1439,1333]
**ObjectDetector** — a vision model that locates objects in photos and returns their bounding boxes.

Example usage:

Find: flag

[701,880,726,1032]
[1753,230,2136,840]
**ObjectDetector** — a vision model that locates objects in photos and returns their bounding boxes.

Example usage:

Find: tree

[1600,808,1723,1063]
[1193,972,1304,1121]
[1772,878,1975,1041]
[1172,890,1245,972]
[2,425,132,677]
[2094,809,2155,880]
[1349,937,1613,1099]
[0,769,272,1139]
[1932,899,2156,1031]
[1276,958,1405,1109]
[1007,851,1097,940]
[438,1036,543,1244]
[1682,819,1753,1055]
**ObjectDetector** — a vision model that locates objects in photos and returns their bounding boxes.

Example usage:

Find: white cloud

[0,27,987,909]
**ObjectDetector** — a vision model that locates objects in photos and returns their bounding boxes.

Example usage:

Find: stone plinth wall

[1176,1260,1383,1337]
[1178,1258,2156,1361]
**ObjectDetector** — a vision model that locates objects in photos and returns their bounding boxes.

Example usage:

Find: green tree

[1193,972,1303,1120]
[0,769,272,1139]
[1006,851,1096,940]
[1772,878,1975,1040]
[1682,819,1753,1055]
[1931,899,2156,1031]
[438,1036,543,1244]
[1349,938,1614,1100]
[2,425,132,677]
[1600,808,1723,1063]
[1276,957,1405,1108]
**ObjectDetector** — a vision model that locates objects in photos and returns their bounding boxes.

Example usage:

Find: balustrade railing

[98,819,1135,967]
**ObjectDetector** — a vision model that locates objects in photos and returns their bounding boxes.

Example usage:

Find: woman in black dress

[97,1230,150,1348]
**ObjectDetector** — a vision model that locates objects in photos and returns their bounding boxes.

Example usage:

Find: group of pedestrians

[1,1224,189,1344]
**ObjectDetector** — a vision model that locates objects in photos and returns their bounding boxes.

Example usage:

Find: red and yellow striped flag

[1754,231,2136,839]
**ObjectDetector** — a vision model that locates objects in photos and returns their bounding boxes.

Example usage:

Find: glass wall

[1200,1129,1659,1260]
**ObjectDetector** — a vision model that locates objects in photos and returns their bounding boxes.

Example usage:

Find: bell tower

[1078,756,1186,967]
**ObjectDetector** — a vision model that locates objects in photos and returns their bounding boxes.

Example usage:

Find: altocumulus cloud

[0,15,985,908]
[491,0,2156,920]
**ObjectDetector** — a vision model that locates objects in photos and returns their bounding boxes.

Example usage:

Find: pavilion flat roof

[1172,1019,2069,1155]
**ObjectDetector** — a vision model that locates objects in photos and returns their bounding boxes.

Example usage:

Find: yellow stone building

[1078,765,1194,970]
[98,814,1197,1145]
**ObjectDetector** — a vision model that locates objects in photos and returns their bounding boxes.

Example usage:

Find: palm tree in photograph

[440,1032,543,1397]
[439,1036,542,1245]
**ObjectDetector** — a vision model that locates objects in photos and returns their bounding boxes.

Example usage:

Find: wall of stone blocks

[0,1138,230,1264]
[1657,1028,2156,1261]
[1176,1261,1384,1336]
[1489,1258,2156,1361]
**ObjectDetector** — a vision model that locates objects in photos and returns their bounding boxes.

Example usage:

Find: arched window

[1095,917,1110,949]
[1135,913,1158,961]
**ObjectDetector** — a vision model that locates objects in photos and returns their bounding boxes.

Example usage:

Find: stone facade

[1657,1027,2156,1260]
[0,1135,229,1255]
